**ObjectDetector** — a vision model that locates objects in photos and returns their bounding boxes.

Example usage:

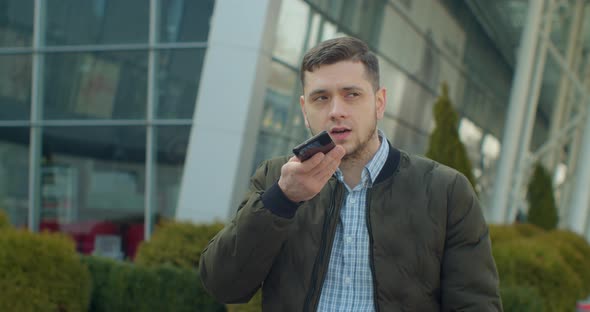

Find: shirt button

[344,277,352,284]
[349,197,357,204]
[345,236,353,243]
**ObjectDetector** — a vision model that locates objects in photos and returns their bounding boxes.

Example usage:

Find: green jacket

[200,145,502,311]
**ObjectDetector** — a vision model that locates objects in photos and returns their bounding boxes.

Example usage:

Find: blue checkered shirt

[316,131,389,312]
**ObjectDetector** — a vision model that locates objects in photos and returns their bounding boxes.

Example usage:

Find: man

[200,37,502,311]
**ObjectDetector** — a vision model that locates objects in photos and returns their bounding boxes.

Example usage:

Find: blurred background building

[1,0,589,259]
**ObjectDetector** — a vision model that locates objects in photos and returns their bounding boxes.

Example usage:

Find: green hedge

[135,220,224,269]
[489,223,544,246]
[136,220,262,311]
[539,231,590,297]
[83,255,225,312]
[493,238,582,312]
[0,228,91,312]
[500,285,544,312]
[0,209,10,229]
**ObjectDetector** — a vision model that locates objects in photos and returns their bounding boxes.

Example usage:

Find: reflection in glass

[159,0,215,43]
[392,77,435,149]
[45,0,148,45]
[0,0,34,47]
[157,49,205,119]
[40,126,146,260]
[261,62,297,132]
[392,123,428,155]
[321,20,338,41]
[0,54,31,120]
[339,0,386,45]
[43,51,147,120]
[378,116,397,141]
[252,131,286,175]
[155,126,189,218]
[0,127,29,227]
[274,0,309,65]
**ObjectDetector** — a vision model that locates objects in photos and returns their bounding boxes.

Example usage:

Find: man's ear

[375,87,386,120]
[300,95,310,128]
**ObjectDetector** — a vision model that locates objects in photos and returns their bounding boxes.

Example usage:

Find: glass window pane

[157,49,205,119]
[252,131,288,175]
[43,51,148,120]
[155,126,189,218]
[261,62,297,132]
[159,0,215,43]
[274,0,309,65]
[0,0,33,47]
[0,127,29,227]
[393,75,435,134]
[0,54,31,120]
[392,122,428,155]
[45,0,149,45]
[40,126,146,260]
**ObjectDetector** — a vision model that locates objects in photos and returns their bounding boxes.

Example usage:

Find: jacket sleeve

[199,159,298,304]
[440,173,503,311]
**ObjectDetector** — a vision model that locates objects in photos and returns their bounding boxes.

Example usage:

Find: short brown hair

[300,37,380,91]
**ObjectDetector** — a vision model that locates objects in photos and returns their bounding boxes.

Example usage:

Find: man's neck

[339,133,381,189]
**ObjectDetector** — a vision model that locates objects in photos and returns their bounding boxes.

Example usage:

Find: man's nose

[328,97,348,119]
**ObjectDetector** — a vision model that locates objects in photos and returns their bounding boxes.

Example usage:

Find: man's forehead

[303,65,371,93]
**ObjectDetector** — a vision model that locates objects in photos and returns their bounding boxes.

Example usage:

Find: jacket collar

[374,140,401,184]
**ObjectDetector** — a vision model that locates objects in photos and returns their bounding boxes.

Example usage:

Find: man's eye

[314,96,328,102]
[346,92,360,98]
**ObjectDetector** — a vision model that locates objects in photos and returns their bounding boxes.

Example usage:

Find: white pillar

[176,0,281,223]
[569,112,590,236]
[545,0,586,171]
[489,0,544,223]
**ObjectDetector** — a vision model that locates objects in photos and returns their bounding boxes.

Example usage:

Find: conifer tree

[426,83,477,189]
[526,163,558,230]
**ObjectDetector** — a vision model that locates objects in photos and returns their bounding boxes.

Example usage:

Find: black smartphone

[293,130,336,161]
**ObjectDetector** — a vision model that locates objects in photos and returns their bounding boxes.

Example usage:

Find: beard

[342,119,378,163]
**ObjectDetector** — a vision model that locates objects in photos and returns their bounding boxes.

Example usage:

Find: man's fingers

[313,157,341,180]
[326,145,346,161]
[298,152,325,172]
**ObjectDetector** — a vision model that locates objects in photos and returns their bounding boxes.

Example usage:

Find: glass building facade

[3,0,590,257]
[0,0,214,259]
[254,0,526,203]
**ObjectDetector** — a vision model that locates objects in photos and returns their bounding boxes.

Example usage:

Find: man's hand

[278,145,346,203]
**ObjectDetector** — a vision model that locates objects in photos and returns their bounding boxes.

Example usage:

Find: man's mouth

[330,127,351,140]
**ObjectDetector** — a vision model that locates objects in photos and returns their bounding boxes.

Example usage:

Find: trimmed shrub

[489,224,544,246]
[493,238,582,312]
[82,256,119,312]
[548,229,590,261]
[0,209,10,229]
[539,231,590,296]
[0,228,91,311]
[513,223,544,237]
[135,221,224,269]
[83,255,226,312]
[426,82,477,190]
[137,221,262,311]
[526,163,558,230]
[500,285,544,312]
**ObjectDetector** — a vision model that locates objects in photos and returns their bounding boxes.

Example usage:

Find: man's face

[300,60,386,159]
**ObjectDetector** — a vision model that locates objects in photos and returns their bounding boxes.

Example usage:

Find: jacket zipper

[303,183,341,312]
[365,189,380,312]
